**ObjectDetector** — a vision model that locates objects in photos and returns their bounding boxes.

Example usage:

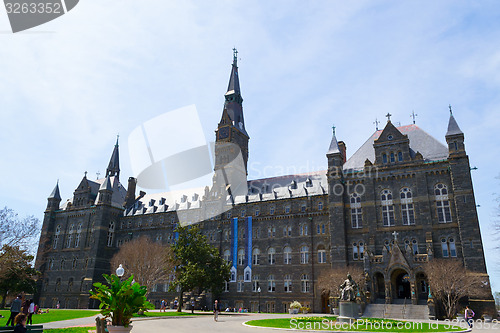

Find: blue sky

[1,1,499,290]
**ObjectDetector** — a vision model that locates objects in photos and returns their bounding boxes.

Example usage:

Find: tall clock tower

[213,49,249,196]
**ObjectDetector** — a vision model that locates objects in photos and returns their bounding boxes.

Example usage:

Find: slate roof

[327,131,340,155]
[343,124,448,171]
[60,176,127,210]
[446,114,463,136]
[48,182,61,200]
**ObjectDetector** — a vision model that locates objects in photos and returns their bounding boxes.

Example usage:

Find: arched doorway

[391,269,411,300]
[321,290,330,313]
[373,272,385,301]
[415,272,429,303]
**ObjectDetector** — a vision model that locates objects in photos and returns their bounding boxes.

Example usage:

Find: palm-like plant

[90,274,153,327]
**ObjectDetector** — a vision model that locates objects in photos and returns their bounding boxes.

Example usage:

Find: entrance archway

[391,269,411,300]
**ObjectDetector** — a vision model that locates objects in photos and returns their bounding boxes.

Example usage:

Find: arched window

[237,249,245,266]
[359,242,365,260]
[53,225,61,249]
[301,274,310,293]
[223,250,231,263]
[350,193,362,228]
[237,275,243,292]
[252,275,259,292]
[300,246,309,264]
[318,201,323,210]
[68,278,74,292]
[390,152,395,163]
[284,274,292,292]
[400,187,415,225]
[66,224,74,248]
[60,258,65,270]
[300,224,308,236]
[435,184,452,223]
[72,257,77,269]
[268,247,276,265]
[353,242,359,260]
[80,277,86,292]
[107,221,115,247]
[381,190,395,226]
[412,239,419,255]
[398,151,403,162]
[252,248,260,265]
[449,238,457,257]
[441,238,449,257]
[441,237,457,258]
[75,223,82,248]
[55,278,61,292]
[284,246,292,264]
[267,275,276,292]
[317,245,326,263]
[382,154,388,164]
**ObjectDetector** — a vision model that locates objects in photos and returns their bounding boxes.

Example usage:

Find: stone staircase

[363,303,429,320]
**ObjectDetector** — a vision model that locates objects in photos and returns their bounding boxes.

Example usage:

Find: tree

[317,265,365,300]
[0,207,41,255]
[110,236,174,295]
[425,259,490,319]
[169,225,231,312]
[0,245,39,308]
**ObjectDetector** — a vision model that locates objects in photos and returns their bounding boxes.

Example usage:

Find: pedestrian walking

[27,300,34,325]
[191,300,195,314]
[465,305,475,328]
[213,300,219,322]
[6,295,23,326]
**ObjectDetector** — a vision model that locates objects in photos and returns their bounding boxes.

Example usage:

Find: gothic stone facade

[35,53,495,315]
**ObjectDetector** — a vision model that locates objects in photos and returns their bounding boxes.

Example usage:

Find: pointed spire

[106,136,120,179]
[222,48,247,136]
[48,181,61,200]
[327,125,341,155]
[99,175,113,191]
[446,107,463,137]
[227,48,240,94]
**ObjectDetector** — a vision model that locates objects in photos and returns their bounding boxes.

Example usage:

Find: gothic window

[384,239,390,251]
[301,204,306,213]
[75,223,82,248]
[359,242,364,260]
[44,278,49,292]
[252,276,260,292]
[381,189,395,226]
[237,249,245,266]
[252,248,260,265]
[441,238,449,257]
[55,278,61,292]
[66,224,74,248]
[449,238,457,257]
[270,206,275,215]
[80,277,86,292]
[322,224,325,234]
[241,209,246,217]
[301,274,310,293]
[49,259,54,270]
[350,193,362,228]
[224,281,229,292]
[267,275,276,292]
[400,187,415,225]
[441,238,456,258]
[382,154,388,164]
[107,221,115,247]
[60,258,65,270]
[398,151,403,162]
[318,201,323,210]
[435,184,452,223]
[285,206,290,214]
[412,239,418,255]
[237,275,244,292]
[224,230,230,241]
[226,211,232,219]
[353,242,364,260]
[317,245,326,263]
[353,242,359,260]
[255,208,260,216]
[300,224,308,236]
[284,246,292,264]
[300,246,309,264]
[268,247,276,265]
[72,257,77,269]
[390,152,395,163]
[53,225,61,249]
[68,278,74,292]
[284,274,292,292]
[283,226,287,237]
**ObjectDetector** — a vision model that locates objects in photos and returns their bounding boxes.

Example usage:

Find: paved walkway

[43,311,500,332]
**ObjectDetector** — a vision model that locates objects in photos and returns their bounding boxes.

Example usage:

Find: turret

[97,176,113,205]
[106,136,120,179]
[46,181,61,212]
[445,106,465,157]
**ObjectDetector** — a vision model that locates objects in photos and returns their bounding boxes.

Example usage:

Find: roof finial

[332,124,336,135]
[232,47,238,64]
[96,171,101,180]
[116,134,119,146]
[373,118,380,131]
[386,113,392,122]
[449,104,453,115]
[84,171,87,178]
[411,110,418,124]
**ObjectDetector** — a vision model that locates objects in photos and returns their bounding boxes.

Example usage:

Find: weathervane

[411,110,418,124]
[373,118,380,131]
[233,47,238,63]
[332,124,336,135]
[449,104,453,115]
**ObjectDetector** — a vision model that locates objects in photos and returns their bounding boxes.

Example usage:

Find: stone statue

[339,273,359,301]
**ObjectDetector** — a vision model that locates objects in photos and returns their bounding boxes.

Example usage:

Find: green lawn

[0,310,99,325]
[45,328,92,333]
[245,317,466,332]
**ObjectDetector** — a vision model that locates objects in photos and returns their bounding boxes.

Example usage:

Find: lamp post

[116,264,124,278]
[257,287,261,313]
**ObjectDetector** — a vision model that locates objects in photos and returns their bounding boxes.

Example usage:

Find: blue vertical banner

[231,217,238,268]
[246,216,252,268]
[173,223,179,243]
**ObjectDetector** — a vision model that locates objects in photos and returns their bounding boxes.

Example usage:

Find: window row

[225,201,324,219]
[231,274,312,293]
[224,246,328,265]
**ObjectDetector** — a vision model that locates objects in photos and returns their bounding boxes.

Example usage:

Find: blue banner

[247,216,252,268]
[231,217,238,268]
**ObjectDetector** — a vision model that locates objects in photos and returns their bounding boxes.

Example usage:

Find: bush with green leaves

[89,274,153,327]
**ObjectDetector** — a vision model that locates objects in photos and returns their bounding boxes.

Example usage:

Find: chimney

[123,177,137,208]
[338,141,347,164]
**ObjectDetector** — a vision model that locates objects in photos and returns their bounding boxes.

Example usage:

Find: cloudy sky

[1,1,499,289]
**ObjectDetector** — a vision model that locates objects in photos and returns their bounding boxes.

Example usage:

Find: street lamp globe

[116,264,125,277]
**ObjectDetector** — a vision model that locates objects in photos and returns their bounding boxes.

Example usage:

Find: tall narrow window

[223,250,231,263]
[238,249,245,266]
[252,248,260,265]
[318,245,326,263]
[237,275,244,292]
[75,223,82,248]
[353,243,359,260]
[53,225,61,249]
[390,152,395,163]
[300,246,309,264]
[66,224,74,248]
[267,275,276,292]
[412,239,419,255]
[381,190,395,226]
[284,246,292,264]
[449,238,457,257]
[441,238,449,257]
[435,184,452,223]
[400,187,415,225]
[268,248,276,265]
[301,274,310,293]
[284,275,292,292]
[252,276,259,292]
[382,154,387,164]
[359,242,365,260]
[350,193,362,228]
[107,221,115,247]
[398,151,403,162]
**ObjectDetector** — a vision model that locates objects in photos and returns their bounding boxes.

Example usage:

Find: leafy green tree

[169,225,230,312]
[0,245,39,308]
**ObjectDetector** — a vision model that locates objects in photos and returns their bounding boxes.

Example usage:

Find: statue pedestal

[338,301,359,323]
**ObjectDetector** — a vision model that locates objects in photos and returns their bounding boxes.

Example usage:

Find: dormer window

[387,134,393,140]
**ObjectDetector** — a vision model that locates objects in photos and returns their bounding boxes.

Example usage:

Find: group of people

[5,295,38,332]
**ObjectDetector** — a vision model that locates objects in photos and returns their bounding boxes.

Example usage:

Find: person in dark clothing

[6,295,22,326]
[14,313,27,333]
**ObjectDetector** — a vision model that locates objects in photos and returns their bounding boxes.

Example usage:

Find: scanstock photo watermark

[289,318,500,330]
[3,0,79,33]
